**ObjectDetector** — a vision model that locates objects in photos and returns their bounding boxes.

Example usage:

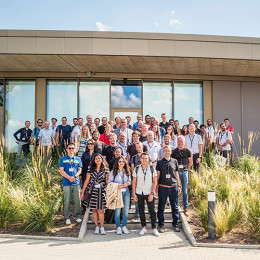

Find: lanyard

[148,141,154,149]
[68,156,74,167]
[189,135,195,148]
[119,170,125,185]
[219,131,226,142]
[178,148,183,165]
[141,166,148,182]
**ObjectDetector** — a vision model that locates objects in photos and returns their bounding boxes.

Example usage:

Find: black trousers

[137,194,156,229]
[192,153,200,173]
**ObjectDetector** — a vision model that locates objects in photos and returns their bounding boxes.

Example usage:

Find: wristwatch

[151,192,155,195]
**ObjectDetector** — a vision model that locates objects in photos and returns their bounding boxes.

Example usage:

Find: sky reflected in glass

[5,81,35,151]
[47,81,77,126]
[79,81,110,120]
[143,82,172,120]
[174,83,203,127]
[111,85,141,107]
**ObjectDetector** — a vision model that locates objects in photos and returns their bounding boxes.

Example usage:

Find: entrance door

[111,108,142,125]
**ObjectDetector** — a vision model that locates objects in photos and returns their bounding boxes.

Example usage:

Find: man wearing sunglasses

[32,118,43,147]
[59,143,82,225]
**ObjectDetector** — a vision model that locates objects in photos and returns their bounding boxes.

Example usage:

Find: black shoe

[173,225,180,232]
[158,227,164,233]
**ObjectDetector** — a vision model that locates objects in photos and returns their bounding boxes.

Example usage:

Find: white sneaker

[74,218,82,223]
[100,227,106,235]
[122,226,129,234]
[153,228,160,237]
[117,227,122,235]
[139,228,147,236]
[94,226,100,234]
[65,219,71,225]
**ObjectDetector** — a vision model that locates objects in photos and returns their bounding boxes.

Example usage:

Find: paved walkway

[0,229,259,260]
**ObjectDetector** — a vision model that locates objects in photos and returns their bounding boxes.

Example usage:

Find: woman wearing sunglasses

[80,153,108,235]
[107,155,131,235]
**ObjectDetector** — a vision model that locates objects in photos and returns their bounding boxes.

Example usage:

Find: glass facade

[174,82,203,127]
[143,82,173,120]
[47,80,77,125]
[111,80,142,108]
[79,81,110,120]
[0,80,4,136]
[5,80,35,151]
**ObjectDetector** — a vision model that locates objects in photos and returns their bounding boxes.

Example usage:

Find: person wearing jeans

[13,121,32,167]
[132,152,159,237]
[107,155,131,235]
[171,136,192,216]
[156,145,181,233]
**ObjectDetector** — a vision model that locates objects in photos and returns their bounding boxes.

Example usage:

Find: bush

[195,200,208,232]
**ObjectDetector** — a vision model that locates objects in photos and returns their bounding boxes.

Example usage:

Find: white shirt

[206,126,216,142]
[132,165,157,195]
[51,125,57,138]
[185,134,203,154]
[116,141,128,156]
[39,128,53,146]
[217,131,232,151]
[143,141,160,162]
[71,125,82,139]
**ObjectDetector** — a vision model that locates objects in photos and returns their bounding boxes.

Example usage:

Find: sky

[0,0,260,37]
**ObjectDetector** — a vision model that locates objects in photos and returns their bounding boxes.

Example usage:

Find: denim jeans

[157,186,179,227]
[115,187,130,228]
[179,170,189,210]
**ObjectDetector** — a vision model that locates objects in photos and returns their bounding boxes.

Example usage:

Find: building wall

[213,81,242,156]
[242,82,260,155]
[213,80,260,156]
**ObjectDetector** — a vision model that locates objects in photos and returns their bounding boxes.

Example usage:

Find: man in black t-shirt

[102,133,118,168]
[98,117,108,134]
[171,136,192,216]
[159,113,170,130]
[156,145,181,233]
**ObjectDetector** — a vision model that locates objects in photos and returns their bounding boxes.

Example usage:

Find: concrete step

[87,219,181,230]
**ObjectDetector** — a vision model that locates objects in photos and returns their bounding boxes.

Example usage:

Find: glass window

[174,82,203,127]
[143,82,173,120]
[47,80,77,125]
[79,81,110,121]
[5,80,35,151]
[111,80,141,108]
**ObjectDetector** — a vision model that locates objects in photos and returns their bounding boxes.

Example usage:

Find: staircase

[86,197,181,231]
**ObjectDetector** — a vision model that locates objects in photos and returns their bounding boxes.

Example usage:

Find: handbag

[83,171,100,203]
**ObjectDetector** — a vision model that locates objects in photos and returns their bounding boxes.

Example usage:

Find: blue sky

[0,0,259,37]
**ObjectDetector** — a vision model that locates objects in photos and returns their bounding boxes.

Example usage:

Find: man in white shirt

[158,134,174,160]
[143,131,160,167]
[206,119,216,148]
[185,124,203,173]
[39,121,54,156]
[216,122,232,164]
[71,118,84,143]
[132,152,159,237]
[114,118,133,145]
[51,118,58,140]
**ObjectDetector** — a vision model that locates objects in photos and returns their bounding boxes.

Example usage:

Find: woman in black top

[108,147,123,171]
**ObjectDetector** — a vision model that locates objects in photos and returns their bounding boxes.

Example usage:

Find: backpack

[135,165,154,178]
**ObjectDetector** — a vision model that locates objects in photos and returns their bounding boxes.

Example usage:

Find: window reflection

[47,80,77,125]
[111,80,141,108]
[0,80,4,135]
[79,81,110,120]
[143,82,172,119]
[174,82,203,127]
[5,80,35,151]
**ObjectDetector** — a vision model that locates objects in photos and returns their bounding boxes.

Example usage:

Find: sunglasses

[88,143,94,145]
[118,160,125,163]
[68,147,75,150]
[38,122,43,124]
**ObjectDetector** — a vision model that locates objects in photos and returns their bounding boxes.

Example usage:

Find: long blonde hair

[79,125,90,140]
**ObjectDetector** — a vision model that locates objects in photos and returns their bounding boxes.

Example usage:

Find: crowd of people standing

[13,113,234,236]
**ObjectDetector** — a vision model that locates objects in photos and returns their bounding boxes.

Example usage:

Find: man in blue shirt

[55,117,72,154]
[13,120,32,167]
[133,114,143,130]
[32,119,43,147]
[59,142,82,225]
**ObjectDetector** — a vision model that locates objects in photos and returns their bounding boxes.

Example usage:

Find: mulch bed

[183,198,259,245]
[0,205,82,238]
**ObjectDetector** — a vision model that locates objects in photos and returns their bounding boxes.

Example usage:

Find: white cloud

[169,19,182,26]
[9,85,21,96]
[111,86,141,107]
[174,87,190,101]
[154,22,159,27]
[96,22,111,31]
[171,10,176,16]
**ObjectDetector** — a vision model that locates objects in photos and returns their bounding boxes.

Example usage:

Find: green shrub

[195,200,208,232]
[233,154,260,174]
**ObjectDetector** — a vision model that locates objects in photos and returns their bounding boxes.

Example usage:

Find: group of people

[13,113,234,236]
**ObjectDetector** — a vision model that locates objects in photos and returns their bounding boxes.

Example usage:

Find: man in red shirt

[224,118,234,135]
